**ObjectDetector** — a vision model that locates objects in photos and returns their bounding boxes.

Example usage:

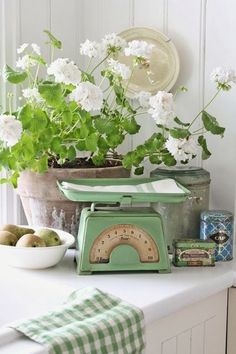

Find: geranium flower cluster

[0,30,235,185]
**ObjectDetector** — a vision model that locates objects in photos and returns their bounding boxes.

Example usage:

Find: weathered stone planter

[17,166,130,237]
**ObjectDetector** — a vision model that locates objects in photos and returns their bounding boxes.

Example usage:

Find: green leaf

[44,30,62,49]
[92,154,106,166]
[162,153,176,166]
[97,137,109,152]
[106,134,124,148]
[36,155,48,173]
[122,151,136,169]
[51,137,62,153]
[76,140,86,151]
[94,117,116,134]
[202,111,225,136]
[38,82,63,107]
[29,55,46,65]
[31,109,48,132]
[9,172,19,188]
[198,135,211,160]
[3,65,27,84]
[85,133,98,152]
[174,117,190,127]
[67,146,76,160]
[122,150,144,169]
[18,104,32,128]
[80,123,89,139]
[20,133,34,160]
[81,71,95,84]
[136,145,147,157]
[144,133,165,152]
[0,148,10,165]
[123,117,141,135]
[134,166,144,175]
[62,110,72,125]
[149,155,162,164]
[169,128,190,139]
[0,177,8,184]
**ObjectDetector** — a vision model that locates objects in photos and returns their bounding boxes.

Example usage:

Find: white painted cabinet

[227,287,236,354]
[145,290,227,354]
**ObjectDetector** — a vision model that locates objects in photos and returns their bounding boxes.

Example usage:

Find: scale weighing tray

[58,177,190,204]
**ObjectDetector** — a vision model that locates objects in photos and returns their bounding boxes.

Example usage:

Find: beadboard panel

[132,0,165,158]
[51,0,81,61]
[20,0,51,62]
[145,290,227,354]
[132,0,204,169]
[203,0,236,212]
[0,0,23,225]
[0,0,236,223]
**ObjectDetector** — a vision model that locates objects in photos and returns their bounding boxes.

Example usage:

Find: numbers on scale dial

[89,224,159,264]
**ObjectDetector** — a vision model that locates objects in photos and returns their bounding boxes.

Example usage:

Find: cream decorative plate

[118,27,180,97]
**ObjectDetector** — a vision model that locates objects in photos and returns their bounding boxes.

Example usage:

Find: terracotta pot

[17,166,130,237]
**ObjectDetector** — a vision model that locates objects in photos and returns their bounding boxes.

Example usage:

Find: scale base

[76,207,171,274]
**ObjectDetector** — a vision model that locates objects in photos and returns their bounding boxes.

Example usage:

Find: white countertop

[1,250,236,353]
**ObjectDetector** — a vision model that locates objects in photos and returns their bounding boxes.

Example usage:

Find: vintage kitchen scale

[58,178,190,275]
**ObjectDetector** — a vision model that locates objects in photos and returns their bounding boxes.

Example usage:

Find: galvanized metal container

[150,166,210,252]
[200,210,234,261]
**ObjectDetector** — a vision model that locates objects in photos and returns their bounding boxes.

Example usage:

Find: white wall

[0,0,236,224]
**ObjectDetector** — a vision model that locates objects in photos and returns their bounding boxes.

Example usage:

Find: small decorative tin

[172,239,215,267]
[200,210,234,261]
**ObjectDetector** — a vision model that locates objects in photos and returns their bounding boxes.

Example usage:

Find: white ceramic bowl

[0,227,75,269]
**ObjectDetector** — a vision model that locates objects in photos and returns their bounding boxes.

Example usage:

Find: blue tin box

[200,210,234,261]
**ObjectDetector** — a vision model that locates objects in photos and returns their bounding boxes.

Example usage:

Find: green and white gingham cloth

[10,287,145,354]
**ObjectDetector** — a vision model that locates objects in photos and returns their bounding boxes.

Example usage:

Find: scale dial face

[89,224,159,264]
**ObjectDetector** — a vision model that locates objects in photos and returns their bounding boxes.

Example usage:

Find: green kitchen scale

[58,178,190,275]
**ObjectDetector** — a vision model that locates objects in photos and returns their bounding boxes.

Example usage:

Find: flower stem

[90,54,110,74]
[51,46,55,63]
[8,93,13,115]
[85,57,93,72]
[123,65,135,98]
[33,64,40,87]
[191,130,207,136]
[189,89,221,128]
[66,111,82,135]
[125,111,148,119]
[105,86,114,102]
[99,75,106,88]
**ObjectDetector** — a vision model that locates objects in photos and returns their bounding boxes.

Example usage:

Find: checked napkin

[10,287,145,354]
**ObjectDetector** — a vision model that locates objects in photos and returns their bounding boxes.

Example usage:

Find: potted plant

[0,30,235,236]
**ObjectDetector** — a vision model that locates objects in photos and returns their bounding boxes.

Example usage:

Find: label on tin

[173,246,215,267]
[210,230,229,245]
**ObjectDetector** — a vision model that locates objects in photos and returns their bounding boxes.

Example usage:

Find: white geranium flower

[210,67,236,85]
[17,43,29,54]
[102,33,127,53]
[135,91,151,108]
[182,136,198,155]
[22,88,44,104]
[0,115,23,147]
[80,40,102,58]
[47,58,81,85]
[69,82,103,112]
[16,55,37,70]
[148,91,175,125]
[107,59,131,80]
[165,135,197,162]
[124,40,154,59]
[31,43,41,56]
